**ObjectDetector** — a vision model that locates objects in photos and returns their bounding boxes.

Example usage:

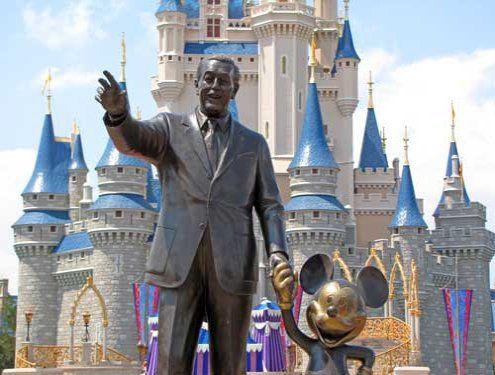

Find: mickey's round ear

[356,267,389,308]
[299,254,334,295]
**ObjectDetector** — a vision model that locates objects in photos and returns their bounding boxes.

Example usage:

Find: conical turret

[358,72,388,170]
[390,128,427,228]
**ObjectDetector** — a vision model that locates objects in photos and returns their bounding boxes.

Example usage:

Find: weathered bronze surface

[96,58,294,374]
[273,254,388,375]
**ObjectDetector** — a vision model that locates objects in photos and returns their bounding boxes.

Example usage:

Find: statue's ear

[299,254,334,295]
[356,267,389,308]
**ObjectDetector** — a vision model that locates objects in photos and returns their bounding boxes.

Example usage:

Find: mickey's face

[307,280,367,348]
[299,254,389,349]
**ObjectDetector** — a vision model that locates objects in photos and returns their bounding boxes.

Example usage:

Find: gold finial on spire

[450,100,456,142]
[136,106,142,120]
[367,71,374,108]
[120,32,126,82]
[343,0,350,20]
[72,119,80,135]
[42,68,52,114]
[309,33,318,83]
[403,126,410,165]
[381,126,387,151]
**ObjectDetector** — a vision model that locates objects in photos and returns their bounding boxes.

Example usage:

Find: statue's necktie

[204,119,218,171]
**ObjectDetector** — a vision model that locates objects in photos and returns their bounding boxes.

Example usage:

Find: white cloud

[22,0,128,49]
[353,48,495,280]
[34,66,100,90]
[0,149,36,295]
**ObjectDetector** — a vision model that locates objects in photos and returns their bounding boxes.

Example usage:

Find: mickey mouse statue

[272,253,389,375]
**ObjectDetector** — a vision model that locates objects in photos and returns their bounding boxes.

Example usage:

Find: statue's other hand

[271,261,297,310]
[95,70,127,116]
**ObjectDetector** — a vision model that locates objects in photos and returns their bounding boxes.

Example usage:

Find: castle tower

[12,83,70,347]
[332,1,359,212]
[68,121,88,222]
[353,72,397,252]
[95,37,149,197]
[389,127,428,275]
[251,0,315,176]
[429,110,494,374]
[152,5,186,111]
[87,46,157,357]
[286,51,348,308]
[313,0,338,68]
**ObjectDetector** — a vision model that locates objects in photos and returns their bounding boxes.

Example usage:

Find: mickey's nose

[327,306,338,317]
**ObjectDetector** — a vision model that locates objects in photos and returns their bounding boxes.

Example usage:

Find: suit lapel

[213,119,240,181]
[182,112,212,175]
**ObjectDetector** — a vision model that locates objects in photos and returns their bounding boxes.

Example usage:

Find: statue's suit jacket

[105,111,287,295]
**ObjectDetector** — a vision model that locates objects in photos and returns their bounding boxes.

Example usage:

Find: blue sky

[1,0,495,292]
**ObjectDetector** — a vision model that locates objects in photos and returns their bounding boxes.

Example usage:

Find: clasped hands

[270,253,297,310]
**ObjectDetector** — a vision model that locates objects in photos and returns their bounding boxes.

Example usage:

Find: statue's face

[196,60,235,118]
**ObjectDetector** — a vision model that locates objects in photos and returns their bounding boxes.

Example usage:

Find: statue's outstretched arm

[96,70,169,165]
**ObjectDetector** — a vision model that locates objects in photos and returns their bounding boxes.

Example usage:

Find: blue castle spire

[358,73,388,170]
[23,113,71,194]
[288,82,339,170]
[390,130,427,228]
[335,20,360,61]
[434,116,470,216]
[69,131,88,171]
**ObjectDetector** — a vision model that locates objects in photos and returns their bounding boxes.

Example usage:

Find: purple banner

[443,288,473,375]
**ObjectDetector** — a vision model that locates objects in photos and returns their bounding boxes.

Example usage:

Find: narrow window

[135,168,140,174]
[57,255,61,262]
[336,213,341,219]
[393,228,399,234]
[117,167,124,173]
[312,168,318,174]
[250,57,254,62]
[168,55,172,61]
[188,57,192,62]
[141,212,146,219]
[115,210,123,218]
[49,194,55,200]
[312,211,320,219]
[101,168,106,175]
[71,175,77,182]
[27,226,34,233]
[265,122,269,138]
[69,254,73,260]
[295,170,300,176]
[281,56,287,75]
[93,212,99,219]
[50,226,57,233]
[346,61,350,67]
[81,251,85,259]
[418,228,423,234]
[32,194,38,200]
[237,57,242,62]
[289,212,296,220]
[348,247,354,255]
[298,91,302,111]
[207,18,221,38]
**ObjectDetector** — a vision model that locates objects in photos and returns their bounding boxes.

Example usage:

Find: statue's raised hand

[95,71,127,116]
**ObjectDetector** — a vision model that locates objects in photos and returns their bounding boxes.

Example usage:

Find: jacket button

[199,223,206,229]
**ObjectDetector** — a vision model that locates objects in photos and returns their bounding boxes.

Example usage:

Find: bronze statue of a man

[96,57,294,374]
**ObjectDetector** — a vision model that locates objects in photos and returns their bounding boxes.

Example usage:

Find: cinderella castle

[12,0,495,374]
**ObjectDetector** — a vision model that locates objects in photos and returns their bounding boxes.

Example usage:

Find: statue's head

[299,254,388,348]
[195,56,240,118]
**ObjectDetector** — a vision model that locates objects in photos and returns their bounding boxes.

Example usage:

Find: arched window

[281,56,287,75]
